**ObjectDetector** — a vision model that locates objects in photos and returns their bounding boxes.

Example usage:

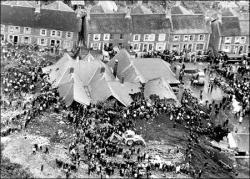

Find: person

[41,164,44,172]
[200,90,203,101]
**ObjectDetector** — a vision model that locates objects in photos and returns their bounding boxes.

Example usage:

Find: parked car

[193,70,205,85]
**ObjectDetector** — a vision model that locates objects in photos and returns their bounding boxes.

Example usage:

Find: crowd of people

[1,43,238,178]
[214,63,250,114]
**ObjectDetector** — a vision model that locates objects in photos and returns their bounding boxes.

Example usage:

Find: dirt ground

[134,114,237,178]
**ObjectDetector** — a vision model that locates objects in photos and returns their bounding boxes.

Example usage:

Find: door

[234,46,238,54]
[239,46,243,54]
[50,40,55,47]
[143,43,148,52]
[148,43,154,51]
[188,44,192,52]
[13,35,18,44]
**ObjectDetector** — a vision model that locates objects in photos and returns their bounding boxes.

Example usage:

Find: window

[172,44,180,51]
[158,34,166,41]
[66,32,73,39]
[57,31,62,37]
[155,42,166,51]
[133,43,141,51]
[133,34,140,41]
[40,29,47,36]
[13,26,20,33]
[22,36,31,44]
[196,43,204,50]
[93,34,101,41]
[144,34,155,41]
[119,34,123,40]
[223,45,231,52]
[8,35,14,42]
[8,26,14,33]
[91,42,101,50]
[110,34,113,40]
[149,34,155,41]
[183,35,189,41]
[144,34,149,41]
[103,34,110,41]
[38,38,47,46]
[225,37,232,44]
[240,36,246,44]
[1,25,5,34]
[189,35,194,41]
[235,36,240,44]
[24,27,31,34]
[1,34,5,42]
[173,35,180,41]
[198,34,204,41]
[103,43,109,50]
[118,43,123,48]
[51,30,56,37]
[63,40,72,49]
[148,43,154,51]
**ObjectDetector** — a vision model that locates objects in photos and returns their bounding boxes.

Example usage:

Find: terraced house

[1,1,80,51]
[85,7,131,51]
[209,9,249,56]
[129,7,172,53]
[169,3,211,54]
[84,2,211,54]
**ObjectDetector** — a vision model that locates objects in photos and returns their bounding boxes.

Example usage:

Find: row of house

[209,9,249,56]
[1,1,249,56]
[1,1,80,51]
[83,2,211,55]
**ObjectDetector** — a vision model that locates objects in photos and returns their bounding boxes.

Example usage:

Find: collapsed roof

[44,50,179,106]
[43,53,137,106]
[108,50,180,85]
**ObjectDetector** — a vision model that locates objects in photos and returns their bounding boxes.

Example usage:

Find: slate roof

[219,16,241,36]
[88,13,132,33]
[221,8,234,17]
[131,4,152,14]
[131,14,172,33]
[239,20,249,36]
[171,14,210,34]
[1,4,79,32]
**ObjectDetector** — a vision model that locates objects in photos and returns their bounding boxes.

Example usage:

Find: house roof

[219,16,241,36]
[131,4,152,14]
[108,49,180,84]
[171,14,210,34]
[42,1,74,12]
[1,4,79,32]
[144,77,178,102]
[221,8,235,17]
[131,14,172,33]
[171,4,193,15]
[239,20,249,36]
[88,13,132,33]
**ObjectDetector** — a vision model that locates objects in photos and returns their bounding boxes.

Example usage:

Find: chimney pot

[113,59,118,77]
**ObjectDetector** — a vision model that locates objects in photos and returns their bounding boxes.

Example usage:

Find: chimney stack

[138,1,142,5]
[113,59,118,78]
[125,7,131,19]
[35,0,41,13]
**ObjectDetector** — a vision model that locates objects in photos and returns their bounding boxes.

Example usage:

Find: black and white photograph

[0,0,249,178]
